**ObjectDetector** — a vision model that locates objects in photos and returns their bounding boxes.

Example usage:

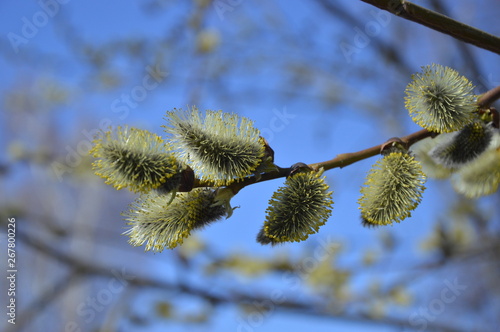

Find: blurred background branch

[1,1,499,331]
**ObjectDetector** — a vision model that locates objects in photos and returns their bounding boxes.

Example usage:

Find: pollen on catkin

[163,107,265,186]
[405,64,477,133]
[123,188,228,252]
[359,150,426,226]
[257,168,333,245]
[430,121,495,169]
[451,130,500,198]
[90,126,182,193]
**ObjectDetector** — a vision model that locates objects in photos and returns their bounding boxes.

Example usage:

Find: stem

[359,0,500,55]
[195,85,500,192]
[478,85,500,109]
[210,129,433,193]
[309,129,432,171]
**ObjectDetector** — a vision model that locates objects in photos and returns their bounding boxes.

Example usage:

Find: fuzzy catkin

[359,151,426,226]
[124,188,227,251]
[405,64,477,133]
[258,169,333,245]
[90,126,181,193]
[164,107,265,186]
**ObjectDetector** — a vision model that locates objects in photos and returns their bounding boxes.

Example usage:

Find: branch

[309,128,432,171]
[195,85,500,194]
[16,231,468,332]
[359,0,500,55]
[428,0,483,80]
[195,129,430,191]
[478,85,500,109]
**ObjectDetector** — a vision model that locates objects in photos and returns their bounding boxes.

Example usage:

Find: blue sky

[1,1,500,331]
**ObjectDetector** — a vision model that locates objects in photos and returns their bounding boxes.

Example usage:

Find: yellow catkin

[359,151,426,226]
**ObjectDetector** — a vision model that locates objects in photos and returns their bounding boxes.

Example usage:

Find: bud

[430,121,495,168]
[196,29,220,53]
[359,148,426,226]
[452,130,500,198]
[123,188,229,251]
[163,107,265,186]
[257,168,333,245]
[405,64,477,133]
[90,126,183,193]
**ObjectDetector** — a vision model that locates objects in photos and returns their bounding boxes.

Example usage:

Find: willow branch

[194,85,500,194]
[478,85,500,109]
[359,0,500,55]
[309,128,433,171]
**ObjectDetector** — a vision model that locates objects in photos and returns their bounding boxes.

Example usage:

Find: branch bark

[360,0,500,55]
[198,84,500,194]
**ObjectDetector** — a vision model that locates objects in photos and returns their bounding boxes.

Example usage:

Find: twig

[309,128,432,171]
[478,85,500,109]
[195,85,500,194]
[428,0,484,81]
[359,0,500,55]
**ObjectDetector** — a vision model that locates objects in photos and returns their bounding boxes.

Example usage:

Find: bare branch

[360,0,500,55]
[193,85,500,194]
[478,85,500,109]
